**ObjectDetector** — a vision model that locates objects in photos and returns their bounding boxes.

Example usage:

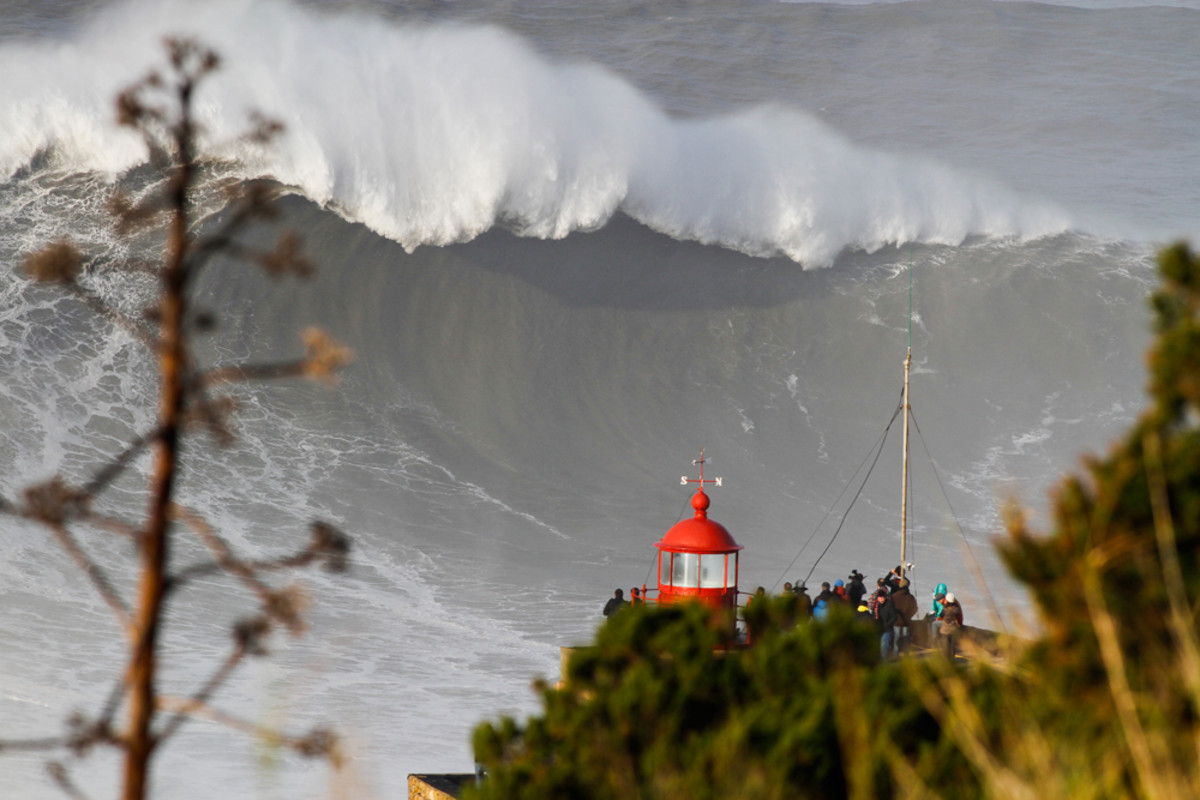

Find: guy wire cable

[770,397,902,591]
[802,400,901,586]
[909,408,1008,632]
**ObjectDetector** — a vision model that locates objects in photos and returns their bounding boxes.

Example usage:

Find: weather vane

[681,447,722,489]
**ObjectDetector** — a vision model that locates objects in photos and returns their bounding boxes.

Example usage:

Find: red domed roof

[655,490,743,554]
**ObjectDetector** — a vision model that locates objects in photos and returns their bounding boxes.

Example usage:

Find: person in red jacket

[833,579,848,603]
[875,590,899,660]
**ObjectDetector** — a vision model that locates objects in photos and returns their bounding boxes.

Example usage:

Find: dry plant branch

[879,735,942,800]
[154,695,340,763]
[154,645,245,745]
[48,521,133,636]
[1080,554,1168,800]
[171,519,349,591]
[171,504,277,597]
[83,511,144,542]
[1142,430,1200,781]
[6,37,352,800]
[830,662,873,800]
[23,242,156,348]
[83,428,158,499]
[200,327,352,388]
[911,659,1040,800]
[47,762,92,800]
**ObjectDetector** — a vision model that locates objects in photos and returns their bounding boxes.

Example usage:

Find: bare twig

[0,736,70,753]
[12,39,350,800]
[153,695,340,762]
[79,512,140,541]
[48,522,133,637]
[200,327,351,388]
[200,359,311,387]
[169,505,325,636]
[46,762,92,800]
[155,645,246,746]
[65,282,157,348]
[1080,552,1169,800]
[1143,430,1200,774]
[82,429,158,499]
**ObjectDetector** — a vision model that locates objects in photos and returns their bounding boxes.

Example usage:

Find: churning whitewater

[1,0,1197,798]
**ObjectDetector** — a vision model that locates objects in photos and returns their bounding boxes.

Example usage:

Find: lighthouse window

[660,553,671,585]
[672,552,699,588]
[699,554,727,588]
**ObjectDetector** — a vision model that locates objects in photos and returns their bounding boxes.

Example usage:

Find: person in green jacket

[930,582,948,619]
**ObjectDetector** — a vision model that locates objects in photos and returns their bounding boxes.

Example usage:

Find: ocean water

[1,0,1197,797]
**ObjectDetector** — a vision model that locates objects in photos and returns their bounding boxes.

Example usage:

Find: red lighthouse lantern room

[655,452,743,612]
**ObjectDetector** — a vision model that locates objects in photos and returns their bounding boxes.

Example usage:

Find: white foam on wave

[0,0,1074,268]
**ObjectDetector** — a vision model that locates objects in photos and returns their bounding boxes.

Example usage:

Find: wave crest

[0,0,1073,266]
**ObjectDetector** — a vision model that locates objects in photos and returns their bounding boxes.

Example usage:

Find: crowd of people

[604,567,967,660]
[768,567,965,658]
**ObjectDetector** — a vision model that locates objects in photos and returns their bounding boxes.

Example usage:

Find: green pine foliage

[470,601,958,800]
[471,243,1200,799]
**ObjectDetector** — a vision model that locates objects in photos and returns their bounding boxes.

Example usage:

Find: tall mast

[900,251,913,578]
[900,347,910,577]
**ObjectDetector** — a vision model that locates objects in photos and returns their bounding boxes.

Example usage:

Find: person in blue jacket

[813,598,830,622]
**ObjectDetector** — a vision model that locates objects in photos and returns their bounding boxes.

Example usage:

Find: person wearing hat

[891,577,918,653]
[813,598,830,622]
[815,581,836,606]
[847,570,867,607]
[933,592,964,657]
[884,565,904,593]
[875,589,900,659]
[929,582,948,622]
[794,581,813,619]
[868,578,889,617]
